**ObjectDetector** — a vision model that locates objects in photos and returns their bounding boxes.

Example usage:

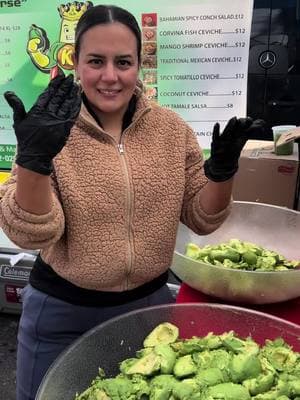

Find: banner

[0,0,254,168]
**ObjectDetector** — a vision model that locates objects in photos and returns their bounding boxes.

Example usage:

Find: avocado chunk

[196,367,225,387]
[242,251,258,266]
[143,323,179,347]
[150,374,177,400]
[229,353,262,383]
[172,378,198,399]
[261,338,298,372]
[154,343,177,374]
[173,354,197,378]
[120,351,160,376]
[185,243,201,260]
[205,382,251,400]
[243,372,275,396]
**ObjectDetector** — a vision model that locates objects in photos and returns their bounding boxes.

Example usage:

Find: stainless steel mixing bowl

[171,201,300,304]
[36,303,300,400]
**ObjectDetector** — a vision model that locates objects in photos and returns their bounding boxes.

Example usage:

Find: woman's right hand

[4,74,81,175]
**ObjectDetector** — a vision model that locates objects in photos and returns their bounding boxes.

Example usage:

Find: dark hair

[75,4,142,63]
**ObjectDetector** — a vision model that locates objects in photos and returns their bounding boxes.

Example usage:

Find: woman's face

[75,22,139,119]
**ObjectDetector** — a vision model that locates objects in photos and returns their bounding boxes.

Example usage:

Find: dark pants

[17,284,174,400]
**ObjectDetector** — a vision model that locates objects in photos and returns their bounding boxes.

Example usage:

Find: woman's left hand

[204,117,268,182]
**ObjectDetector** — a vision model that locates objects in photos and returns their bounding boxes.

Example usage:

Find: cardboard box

[233,140,299,209]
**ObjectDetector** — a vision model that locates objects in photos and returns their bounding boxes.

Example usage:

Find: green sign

[0,144,16,168]
[0,0,253,169]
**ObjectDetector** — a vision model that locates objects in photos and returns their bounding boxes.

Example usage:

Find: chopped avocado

[75,324,300,400]
[221,332,259,356]
[95,389,110,400]
[205,382,251,400]
[256,256,276,271]
[172,378,198,399]
[95,376,141,399]
[193,349,231,372]
[120,351,160,376]
[242,251,258,266]
[150,375,177,400]
[289,379,300,396]
[243,372,275,396]
[135,347,153,358]
[252,390,282,400]
[184,239,299,271]
[174,333,222,355]
[154,343,176,374]
[196,367,225,387]
[150,374,177,388]
[185,243,201,260]
[229,353,262,383]
[130,375,150,398]
[173,355,197,378]
[261,338,298,372]
[143,323,179,347]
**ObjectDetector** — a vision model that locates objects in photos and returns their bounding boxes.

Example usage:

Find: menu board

[0,0,254,168]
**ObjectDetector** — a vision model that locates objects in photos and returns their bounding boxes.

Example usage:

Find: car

[248,0,300,138]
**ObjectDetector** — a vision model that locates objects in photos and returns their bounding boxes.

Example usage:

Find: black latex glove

[4,74,81,175]
[204,117,267,182]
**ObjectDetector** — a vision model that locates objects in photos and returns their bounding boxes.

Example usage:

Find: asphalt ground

[0,312,19,400]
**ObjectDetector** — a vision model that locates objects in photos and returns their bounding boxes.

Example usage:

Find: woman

[1,5,266,400]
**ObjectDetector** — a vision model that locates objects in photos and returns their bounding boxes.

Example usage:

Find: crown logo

[58,1,93,21]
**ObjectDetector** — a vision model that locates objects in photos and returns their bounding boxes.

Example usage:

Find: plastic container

[36,303,300,400]
[0,250,36,314]
[273,125,296,155]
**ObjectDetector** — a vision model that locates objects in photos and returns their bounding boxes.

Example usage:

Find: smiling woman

[73,22,140,141]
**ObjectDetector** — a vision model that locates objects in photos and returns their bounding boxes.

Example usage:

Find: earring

[134,79,144,97]
[75,77,82,93]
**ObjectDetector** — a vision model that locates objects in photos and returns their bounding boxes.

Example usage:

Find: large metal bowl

[36,303,300,400]
[171,201,300,304]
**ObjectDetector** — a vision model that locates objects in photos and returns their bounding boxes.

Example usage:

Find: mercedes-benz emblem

[259,50,276,69]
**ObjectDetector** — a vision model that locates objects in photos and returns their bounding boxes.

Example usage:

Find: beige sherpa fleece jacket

[0,95,230,291]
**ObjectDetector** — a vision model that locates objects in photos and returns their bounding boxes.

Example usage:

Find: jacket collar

[77,91,152,136]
